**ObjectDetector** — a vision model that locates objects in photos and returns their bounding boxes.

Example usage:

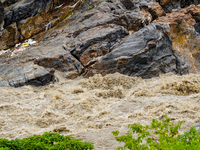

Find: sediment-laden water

[1,71,200,149]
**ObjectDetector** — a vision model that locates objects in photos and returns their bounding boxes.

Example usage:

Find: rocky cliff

[0,0,200,87]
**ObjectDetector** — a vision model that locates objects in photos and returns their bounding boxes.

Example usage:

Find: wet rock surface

[0,0,200,87]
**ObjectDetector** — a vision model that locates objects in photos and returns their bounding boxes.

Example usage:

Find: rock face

[0,0,200,87]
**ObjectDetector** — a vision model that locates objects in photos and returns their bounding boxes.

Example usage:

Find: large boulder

[0,61,55,87]
[60,0,157,67]
[83,23,191,78]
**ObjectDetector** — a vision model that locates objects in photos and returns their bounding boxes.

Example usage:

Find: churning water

[1,71,200,149]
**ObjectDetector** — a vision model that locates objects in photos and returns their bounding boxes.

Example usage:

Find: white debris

[26,39,37,45]
[0,39,37,57]
[15,43,21,48]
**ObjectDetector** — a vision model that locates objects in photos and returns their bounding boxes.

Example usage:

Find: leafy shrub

[0,132,94,150]
[112,115,200,150]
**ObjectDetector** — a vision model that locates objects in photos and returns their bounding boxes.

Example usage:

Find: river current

[1,71,200,149]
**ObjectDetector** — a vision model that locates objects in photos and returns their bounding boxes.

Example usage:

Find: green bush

[112,115,200,150]
[0,132,94,150]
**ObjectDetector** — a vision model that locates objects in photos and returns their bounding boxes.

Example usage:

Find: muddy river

[1,71,200,149]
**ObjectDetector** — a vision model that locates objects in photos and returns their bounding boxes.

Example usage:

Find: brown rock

[153,5,200,72]
[0,29,9,50]
[77,24,128,66]
[158,0,171,5]
[0,22,20,49]
[18,15,46,41]
[153,12,196,26]
[148,2,166,19]
[18,6,71,41]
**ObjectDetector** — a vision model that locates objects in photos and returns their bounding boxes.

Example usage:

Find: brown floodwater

[1,71,200,149]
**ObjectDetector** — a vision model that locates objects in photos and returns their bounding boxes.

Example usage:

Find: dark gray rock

[158,0,200,12]
[194,22,200,34]
[181,0,199,8]
[4,0,53,26]
[34,49,84,74]
[121,0,135,10]
[83,23,190,78]
[59,0,150,67]
[0,1,4,30]
[2,0,19,7]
